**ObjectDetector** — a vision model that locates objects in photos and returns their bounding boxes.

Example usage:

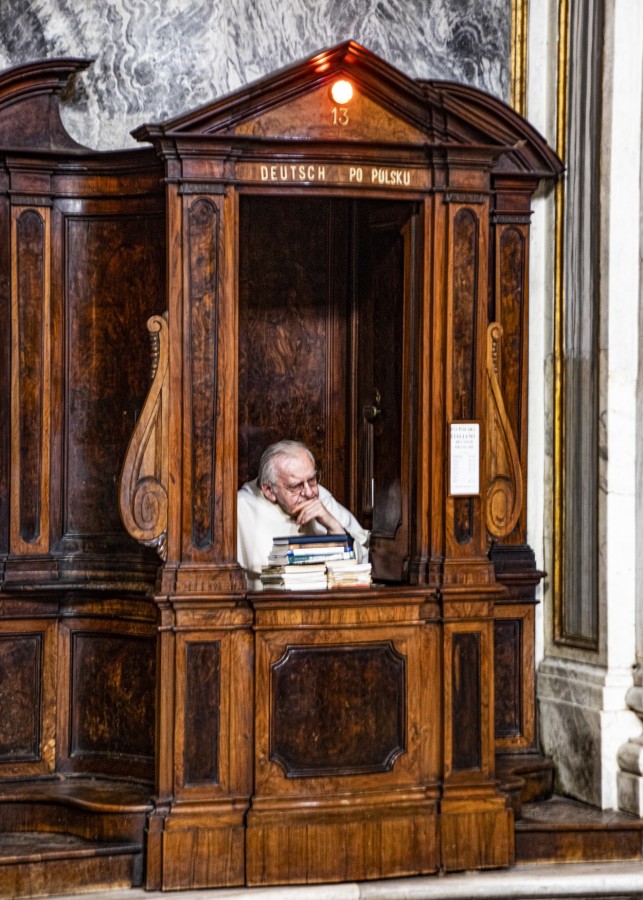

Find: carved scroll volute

[485,322,523,539]
[119,313,169,560]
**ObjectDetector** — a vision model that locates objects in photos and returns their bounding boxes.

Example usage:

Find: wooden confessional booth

[0,43,563,895]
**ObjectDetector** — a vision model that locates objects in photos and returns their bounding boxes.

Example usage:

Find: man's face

[261,450,319,517]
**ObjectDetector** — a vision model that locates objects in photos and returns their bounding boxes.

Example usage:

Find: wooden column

[437,154,514,871]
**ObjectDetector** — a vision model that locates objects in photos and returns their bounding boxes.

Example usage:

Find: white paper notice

[450,422,480,495]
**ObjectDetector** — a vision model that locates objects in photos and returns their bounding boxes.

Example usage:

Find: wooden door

[353,200,419,582]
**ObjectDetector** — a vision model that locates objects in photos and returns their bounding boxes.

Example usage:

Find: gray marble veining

[0,0,511,150]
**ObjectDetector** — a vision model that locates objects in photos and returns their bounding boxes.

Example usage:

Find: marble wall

[0,0,511,150]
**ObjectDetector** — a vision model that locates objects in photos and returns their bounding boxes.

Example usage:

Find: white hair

[258,440,315,486]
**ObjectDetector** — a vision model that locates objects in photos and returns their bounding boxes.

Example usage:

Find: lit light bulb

[330,79,353,104]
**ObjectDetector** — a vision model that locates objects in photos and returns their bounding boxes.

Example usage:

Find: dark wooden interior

[238,195,416,581]
[0,43,640,899]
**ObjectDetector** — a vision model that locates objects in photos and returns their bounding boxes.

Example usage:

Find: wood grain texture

[11,205,50,556]
[238,196,332,490]
[57,619,156,781]
[0,620,56,779]
[188,198,218,550]
[270,642,405,777]
[248,588,439,884]
[485,322,523,538]
[65,213,164,548]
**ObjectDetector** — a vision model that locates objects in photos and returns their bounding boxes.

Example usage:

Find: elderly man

[237,440,370,590]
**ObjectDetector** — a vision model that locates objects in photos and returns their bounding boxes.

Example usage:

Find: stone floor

[46,861,643,900]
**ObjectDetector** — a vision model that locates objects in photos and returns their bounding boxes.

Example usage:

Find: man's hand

[292,497,344,534]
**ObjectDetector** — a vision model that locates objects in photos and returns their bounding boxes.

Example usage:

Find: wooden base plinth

[440,798,514,872]
[145,808,246,890]
[246,799,439,885]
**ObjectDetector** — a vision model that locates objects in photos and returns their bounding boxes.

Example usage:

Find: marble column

[614,0,643,817]
[535,0,643,812]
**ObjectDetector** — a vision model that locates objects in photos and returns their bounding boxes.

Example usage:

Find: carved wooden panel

[187,198,218,551]
[451,632,482,771]
[184,640,220,785]
[497,226,525,447]
[494,618,521,738]
[0,620,56,777]
[494,603,535,750]
[270,642,406,777]
[58,621,156,779]
[452,208,478,419]
[64,213,164,550]
[451,207,479,546]
[0,634,41,761]
[11,206,50,554]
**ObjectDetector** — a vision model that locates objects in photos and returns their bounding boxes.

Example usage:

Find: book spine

[286,554,354,565]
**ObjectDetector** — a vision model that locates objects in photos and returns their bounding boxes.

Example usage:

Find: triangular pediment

[133,40,563,179]
[134,41,431,145]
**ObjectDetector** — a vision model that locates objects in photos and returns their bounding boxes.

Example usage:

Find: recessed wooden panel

[452,207,479,545]
[65,214,164,544]
[184,641,220,785]
[497,225,525,449]
[271,642,406,777]
[238,197,334,488]
[0,634,41,760]
[494,618,522,738]
[0,195,9,555]
[16,210,45,544]
[11,206,50,555]
[452,208,478,419]
[69,632,155,761]
[451,632,482,771]
[188,198,218,551]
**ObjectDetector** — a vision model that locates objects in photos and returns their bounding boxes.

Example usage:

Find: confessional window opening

[238,194,420,583]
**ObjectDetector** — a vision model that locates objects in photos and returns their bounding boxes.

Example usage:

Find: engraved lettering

[349,167,363,182]
[317,166,326,180]
[260,165,269,180]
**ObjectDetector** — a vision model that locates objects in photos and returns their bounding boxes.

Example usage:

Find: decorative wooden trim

[485,322,523,539]
[118,313,169,560]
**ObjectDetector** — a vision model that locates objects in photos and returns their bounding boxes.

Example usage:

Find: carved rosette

[485,322,523,539]
[118,313,169,560]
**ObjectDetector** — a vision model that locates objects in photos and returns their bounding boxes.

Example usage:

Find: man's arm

[293,490,370,563]
[292,497,345,534]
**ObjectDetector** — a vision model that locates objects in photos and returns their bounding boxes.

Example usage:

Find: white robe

[237,479,370,591]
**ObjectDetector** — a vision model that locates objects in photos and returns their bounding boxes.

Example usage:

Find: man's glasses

[281,472,319,496]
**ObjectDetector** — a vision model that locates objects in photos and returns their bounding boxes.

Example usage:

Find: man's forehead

[275,451,314,479]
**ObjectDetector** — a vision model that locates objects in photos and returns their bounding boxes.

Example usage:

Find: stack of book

[326,559,372,589]
[260,534,372,591]
[259,563,328,591]
[267,533,355,566]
